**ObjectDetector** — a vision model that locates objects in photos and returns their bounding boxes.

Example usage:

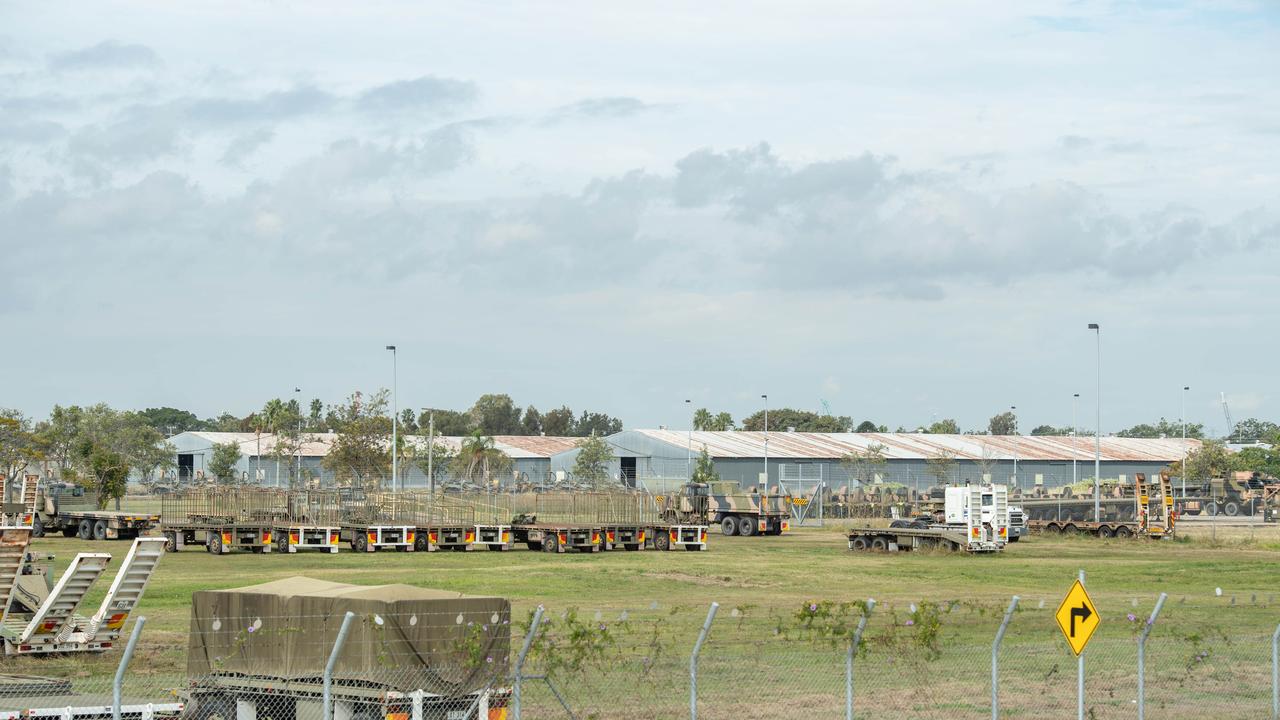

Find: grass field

[10,521,1280,718]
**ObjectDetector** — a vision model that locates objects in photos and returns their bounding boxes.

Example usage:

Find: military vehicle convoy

[847,483,1010,553]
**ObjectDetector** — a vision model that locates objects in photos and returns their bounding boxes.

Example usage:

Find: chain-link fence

[4,592,1278,720]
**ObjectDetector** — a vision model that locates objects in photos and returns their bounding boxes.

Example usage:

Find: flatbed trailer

[1029,519,1144,538]
[340,524,415,552]
[412,524,472,552]
[848,484,1009,553]
[512,523,605,553]
[185,676,505,720]
[847,525,1001,552]
[0,695,182,720]
[271,524,341,553]
[473,523,512,550]
[652,524,708,551]
[163,521,273,554]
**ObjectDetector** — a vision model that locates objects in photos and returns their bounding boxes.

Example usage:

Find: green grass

[11,523,1280,719]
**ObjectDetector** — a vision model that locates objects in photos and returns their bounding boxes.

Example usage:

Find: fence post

[324,611,356,720]
[690,602,719,720]
[112,616,146,720]
[511,605,544,720]
[847,599,875,720]
[1077,569,1085,720]
[1136,593,1166,720]
[1272,622,1279,720]
[991,596,1020,720]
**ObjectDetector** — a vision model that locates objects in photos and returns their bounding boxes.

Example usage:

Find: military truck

[31,480,159,541]
[662,481,790,537]
[184,577,511,720]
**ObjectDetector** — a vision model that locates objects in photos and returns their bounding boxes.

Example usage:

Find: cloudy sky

[2,1,1277,433]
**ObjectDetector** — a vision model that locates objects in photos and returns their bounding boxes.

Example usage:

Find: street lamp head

[761,394,767,400]
[385,345,396,351]
[1073,393,1080,398]
[1087,323,1099,330]
[1183,386,1189,391]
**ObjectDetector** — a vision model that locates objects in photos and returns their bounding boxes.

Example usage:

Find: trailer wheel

[93,520,108,541]
[870,537,889,551]
[889,519,910,529]
[850,536,868,551]
[542,534,559,553]
[414,534,430,551]
[1097,525,1114,538]
[275,533,289,553]
[1044,523,1060,534]
[1061,524,1078,536]
[737,516,756,537]
[1223,501,1239,517]
[78,519,93,540]
[192,694,235,720]
[654,532,671,551]
[163,531,179,552]
[721,517,738,536]
[1116,526,1134,538]
[1204,501,1219,516]
[353,533,369,553]
[30,516,44,538]
[207,532,223,554]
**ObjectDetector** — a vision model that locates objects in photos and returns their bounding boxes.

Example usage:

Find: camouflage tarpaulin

[187,577,510,695]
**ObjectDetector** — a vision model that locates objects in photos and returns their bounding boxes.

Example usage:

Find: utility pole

[761,394,769,494]
[421,408,434,494]
[1181,386,1189,499]
[1072,393,1079,488]
[1011,405,1018,488]
[685,399,692,481]
[1088,323,1101,523]
[386,345,397,491]
[294,387,302,489]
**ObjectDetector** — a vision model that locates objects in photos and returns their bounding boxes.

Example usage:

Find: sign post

[1055,570,1100,720]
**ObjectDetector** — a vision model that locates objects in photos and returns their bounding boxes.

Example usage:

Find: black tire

[78,519,93,540]
[1223,501,1239,517]
[738,516,756,537]
[1062,524,1078,536]
[911,520,930,530]
[542,534,559,553]
[1205,501,1219,516]
[850,536,868,551]
[889,519,910,529]
[1045,523,1061,534]
[870,537,888,551]
[164,531,179,552]
[31,516,44,538]
[93,520,108,541]
[207,532,223,554]
[352,533,369,553]
[721,517,738,536]
[414,534,430,551]
[1116,526,1134,538]
[192,694,235,720]
[1098,526,1114,539]
[61,526,78,538]
[654,532,671,551]
[275,532,289,553]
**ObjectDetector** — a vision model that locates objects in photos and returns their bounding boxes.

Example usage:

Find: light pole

[761,394,769,494]
[1088,323,1101,522]
[421,407,434,494]
[1181,385,1189,499]
[295,387,302,489]
[386,345,398,492]
[1072,393,1080,488]
[685,399,692,481]
[1011,405,1018,488]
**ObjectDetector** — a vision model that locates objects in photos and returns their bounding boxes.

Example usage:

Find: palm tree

[452,431,512,490]
[692,408,713,431]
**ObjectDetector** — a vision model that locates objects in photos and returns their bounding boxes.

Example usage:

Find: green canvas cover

[187,577,510,696]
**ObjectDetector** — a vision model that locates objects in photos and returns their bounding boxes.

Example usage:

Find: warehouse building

[550,430,1201,495]
[166,431,581,487]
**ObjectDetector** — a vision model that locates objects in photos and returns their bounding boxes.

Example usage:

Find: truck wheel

[193,694,235,720]
[93,520,108,541]
[78,519,93,540]
[1116,526,1134,538]
[414,534,430,551]
[1223,501,1239,517]
[870,537,888,551]
[353,534,369,553]
[1205,501,1219,516]
[737,516,756,537]
[207,532,223,554]
[542,535,559,553]
[850,536,868,551]
[164,532,179,552]
[889,519,910,529]
[654,532,671,551]
[31,517,44,538]
[1097,526,1114,538]
[1061,524,1078,536]
[275,533,289,553]
[721,517,738,536]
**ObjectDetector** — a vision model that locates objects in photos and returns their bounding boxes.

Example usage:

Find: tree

[1030,425,1068,436]
[741,408,852,432]
[925,449,957,487]
[419,408,473,436]
[924,419,960,434]
[854,420,880,433]
[399,408,419,435]
[209,442,243,484]
[261,398,304,487]
[136,407,208,434]
[575,410,622,437]
[469,394,523,435]
[988,412,1017,436]
[1167,440,1233,485]
[1118,418,1207,439]
[0,409,43,485]
[308,399,325,431]
[841,443,887,486]
[451,432,513,489]
[521,406,543,435]
[34,405,84,479]
[542,406,576,436]
[975,446,999,482]
[1230,418,1278,444]
[209,412,249,432]
[691,445,720,484]
[324,390,393,488]
[692,408,714,431]
[412,435,456,489]
[73,445,129,510]
[571,434,613,490]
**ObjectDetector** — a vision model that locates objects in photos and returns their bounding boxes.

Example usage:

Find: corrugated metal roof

[176,432,579,459]
[632,430,1200,462]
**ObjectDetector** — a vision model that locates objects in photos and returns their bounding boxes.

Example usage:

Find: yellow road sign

[1054,579,1100,656]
